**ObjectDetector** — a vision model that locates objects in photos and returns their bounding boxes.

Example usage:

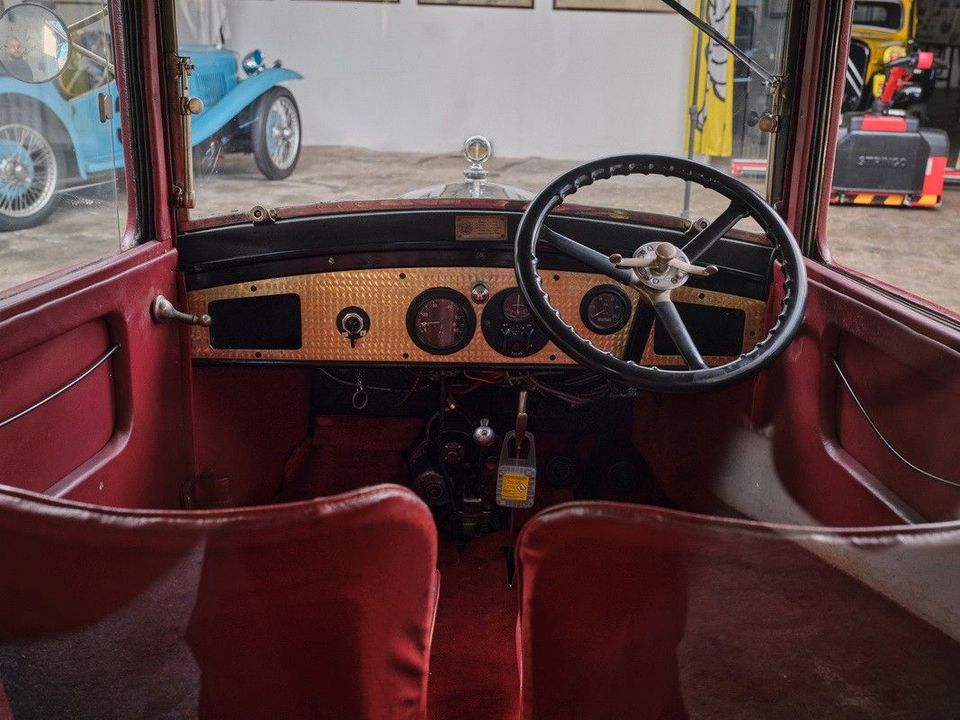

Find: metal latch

[151,295,211,327]
[250,205,278,224]
[172,55,204,209]
[97,92,113,123]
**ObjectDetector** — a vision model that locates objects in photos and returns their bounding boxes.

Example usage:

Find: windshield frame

[165,0,803,239]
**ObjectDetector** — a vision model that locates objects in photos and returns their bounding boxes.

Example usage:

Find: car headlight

[882,45,907,65]
[242,49,265,76]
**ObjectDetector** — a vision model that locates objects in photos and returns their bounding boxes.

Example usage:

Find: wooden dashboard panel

[187,267,767,366]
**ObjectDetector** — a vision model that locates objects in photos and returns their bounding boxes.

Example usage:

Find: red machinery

[831,51,949,207]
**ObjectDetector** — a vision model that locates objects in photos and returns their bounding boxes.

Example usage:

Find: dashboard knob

[471,282,490,304]
[336,306,371,348]
[341,313,364,335]
[473,418,496,447]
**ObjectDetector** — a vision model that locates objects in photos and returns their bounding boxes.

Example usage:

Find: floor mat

[277,415,423,500]
[429,531,520,720]
[279,415,524,719]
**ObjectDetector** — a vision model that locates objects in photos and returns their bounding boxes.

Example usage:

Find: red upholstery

[0,484,439,720]
[517,502,960,720]
[517,504,689,720]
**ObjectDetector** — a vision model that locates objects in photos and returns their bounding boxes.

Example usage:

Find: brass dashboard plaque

[187,267,766,366]
[455,215,508,241]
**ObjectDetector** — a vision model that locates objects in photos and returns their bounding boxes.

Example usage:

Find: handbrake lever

[513,390,528,458]
[497,390,536,511]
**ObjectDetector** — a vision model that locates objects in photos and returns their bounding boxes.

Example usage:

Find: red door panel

[0,321,115,493]
[766,261,960,525]
[836,332,960,521]
[0,245,189,509]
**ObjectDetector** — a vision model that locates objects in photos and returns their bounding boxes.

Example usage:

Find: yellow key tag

[500,473,530,502]
[497,430,536,509]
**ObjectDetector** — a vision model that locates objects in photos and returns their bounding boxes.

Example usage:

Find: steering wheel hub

[630,242,691,293]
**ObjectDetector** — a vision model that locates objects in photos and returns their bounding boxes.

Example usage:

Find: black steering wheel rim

[514,154,807,393]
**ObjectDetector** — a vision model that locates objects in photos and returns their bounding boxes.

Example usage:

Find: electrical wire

[315,367,431,394]
[317,366,626,408]
[832,358,960,491]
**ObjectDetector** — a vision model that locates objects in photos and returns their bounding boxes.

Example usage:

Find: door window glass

[825,8,958,316]
[852,1,904,31]
[0,1,127,297]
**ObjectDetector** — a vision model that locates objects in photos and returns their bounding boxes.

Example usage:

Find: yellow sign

[499,473,530,503]
[686,0,737,157]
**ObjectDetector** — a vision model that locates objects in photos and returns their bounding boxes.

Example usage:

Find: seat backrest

[516,502,960,720]
[0,484,438,720]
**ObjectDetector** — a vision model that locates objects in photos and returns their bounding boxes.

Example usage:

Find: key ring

[352,372,368,410]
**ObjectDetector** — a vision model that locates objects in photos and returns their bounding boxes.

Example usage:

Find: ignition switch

[336,306,371,348]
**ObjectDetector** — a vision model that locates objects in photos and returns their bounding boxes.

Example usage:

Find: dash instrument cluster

[187,266,766,367]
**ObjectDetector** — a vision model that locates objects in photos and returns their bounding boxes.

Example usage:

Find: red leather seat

[516,502,960,720]
[516,503,689,720]
[0,484,439,720]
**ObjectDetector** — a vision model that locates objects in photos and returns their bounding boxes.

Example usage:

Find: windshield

[175,0,790,226]
[852,1,904,31]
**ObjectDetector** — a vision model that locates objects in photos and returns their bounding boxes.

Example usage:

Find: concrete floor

[1,145,957,312]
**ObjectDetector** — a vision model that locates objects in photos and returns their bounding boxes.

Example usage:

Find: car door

[0,0,189,509]
[754,0,960,527]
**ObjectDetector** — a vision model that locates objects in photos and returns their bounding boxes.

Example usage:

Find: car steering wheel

[515,155,807,393]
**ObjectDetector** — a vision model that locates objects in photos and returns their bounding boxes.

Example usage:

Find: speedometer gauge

[580,285,631,335]
[406,288,476,355]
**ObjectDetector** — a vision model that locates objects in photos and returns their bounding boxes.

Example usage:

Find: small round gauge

[580,285,631,335]
[406,288,476,355]
[481,288,549,358]
[501,289,532,322]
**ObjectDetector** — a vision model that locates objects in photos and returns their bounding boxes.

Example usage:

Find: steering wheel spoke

[650,294,708,370]
[515,154,807,392]
[540,226,635,286]
[681,201,749,263]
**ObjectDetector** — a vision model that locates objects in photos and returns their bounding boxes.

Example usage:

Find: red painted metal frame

[780,0,854,249]
[143,0,177,245]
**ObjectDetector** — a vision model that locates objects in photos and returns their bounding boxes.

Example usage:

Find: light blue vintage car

[0,41,302,231]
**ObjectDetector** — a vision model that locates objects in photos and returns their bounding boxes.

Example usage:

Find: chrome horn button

[609,241,718,294]
[633,242,689,290]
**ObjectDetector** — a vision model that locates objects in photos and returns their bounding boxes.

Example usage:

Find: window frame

[0,0,146,303]
[796,0,959,328]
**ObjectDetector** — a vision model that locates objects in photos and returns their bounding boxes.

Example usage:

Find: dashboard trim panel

[187,267,767,367]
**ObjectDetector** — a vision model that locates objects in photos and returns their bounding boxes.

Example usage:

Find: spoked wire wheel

[0,123,59,230]
[252,87,302,180]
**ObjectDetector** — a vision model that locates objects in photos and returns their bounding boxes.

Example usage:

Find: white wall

[224,0,693,159]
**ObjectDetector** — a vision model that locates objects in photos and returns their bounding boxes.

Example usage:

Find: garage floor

[0,145,957,313]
